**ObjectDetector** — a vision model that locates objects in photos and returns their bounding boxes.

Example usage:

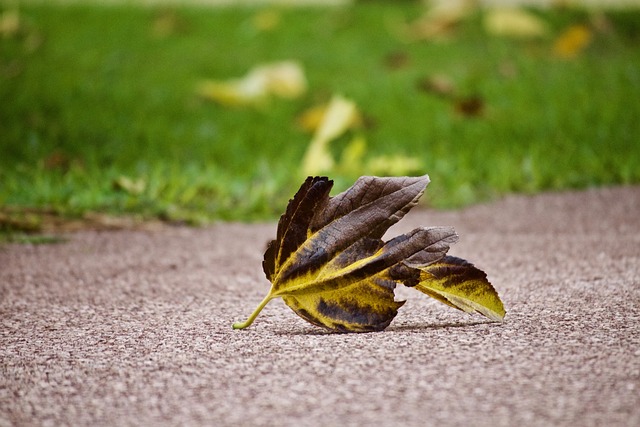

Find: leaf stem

[232,292,275,330]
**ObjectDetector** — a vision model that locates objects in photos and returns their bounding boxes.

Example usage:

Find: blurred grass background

[1,1,639,229]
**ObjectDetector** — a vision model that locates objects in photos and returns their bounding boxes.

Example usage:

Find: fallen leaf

[417,74,456,98]
[454,95,485,117]
[152,9,187,38]
[402,0,475,41]
[197,61,306,107]
[233,175,505,332]
[553,24,592,58]
[301,95,359,176]
[0,9,21,38]
[414,256,505,321]
[113,176,146,195]
[383,51,411,70]
[366,155,423,176]
[252,9,281,32]
[483,7,549,38]
[296,104,327,133]
[297,100,362,134]
[338,135,367,172]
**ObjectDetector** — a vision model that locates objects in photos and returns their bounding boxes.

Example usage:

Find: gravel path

[1,185,639,426]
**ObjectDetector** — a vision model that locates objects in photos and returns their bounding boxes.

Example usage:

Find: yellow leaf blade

[276,226,456,297]
[553,25,592,59]
[484,8,548,39]
[301,95,359,176]
[414,256,506,321]
[197,61,306,107]
[234,175,505,332]
[283,275,404,333]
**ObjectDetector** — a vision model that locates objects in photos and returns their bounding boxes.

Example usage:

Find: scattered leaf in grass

[197,60,306,107]
[339,135,367,172]
[553,24,592,59]
[0,9,21,38]
[233,175,505,332]
[367,155,423,177]
[383,51,411,70]
[152,9,187,38]
[297,100,363,134]
[417,74,456,98]
[113,176,146,195]
[301,94,360,176]
[484,8,548,38]
[297,104,328,133]
[455,95,485,117]
[416,76,485,118]
[252,9,281,32]
[402,0,474,41]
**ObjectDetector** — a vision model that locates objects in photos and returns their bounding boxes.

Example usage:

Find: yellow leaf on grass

[197,60,306,107]
[297,104,328,133]
[484,8,548,38]
[553,25,592,58]
[367,155,423,177]
[152,9,185,38]
[113,176,146,195]
[252,9,281,32]
[0,9,21,38]
[301,95,359,176]
[339,136,367,172]
[297,102,363,134]
[403,0,475,41]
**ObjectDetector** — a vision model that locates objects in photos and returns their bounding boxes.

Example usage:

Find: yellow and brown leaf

[413,256,506,321]
[233,175,505,332]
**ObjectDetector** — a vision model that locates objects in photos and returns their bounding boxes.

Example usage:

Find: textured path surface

[1,186,639,427]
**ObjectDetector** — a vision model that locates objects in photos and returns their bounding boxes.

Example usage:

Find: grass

[1,2,640,229]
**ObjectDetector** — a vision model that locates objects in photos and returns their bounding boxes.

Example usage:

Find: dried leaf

[297,100,362,134]
[301,95,359,176]
[0,9,21,38]
[152,9,187,38]
[403,0,475,41]
[233,175,505,332]
[553,24,592,59]
[252,9,281,32]
[484,8,549,39]
[412,256,506,321]
[339,135,367,172]
[197,61,306,107]
[113,175,146,195]
[417,74,456,98]
[366,155,423,176]
[383,51,411,70]
[454,95,485,117]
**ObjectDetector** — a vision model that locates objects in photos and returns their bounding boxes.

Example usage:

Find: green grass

[1,2,639,226]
